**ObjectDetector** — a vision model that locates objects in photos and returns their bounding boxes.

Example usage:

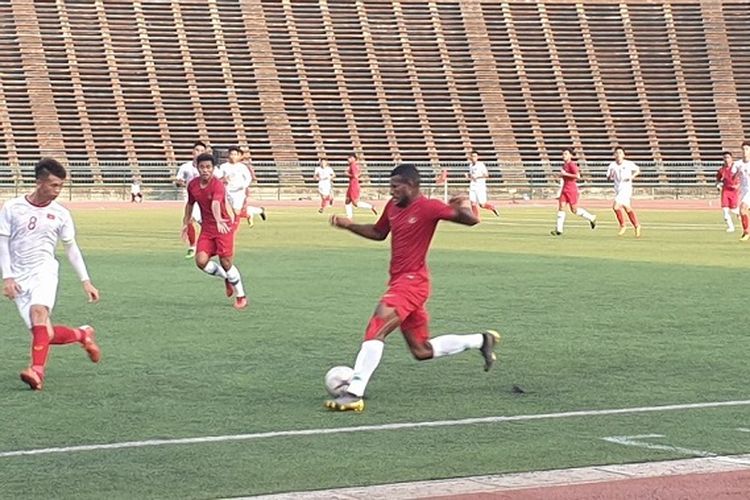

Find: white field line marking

[737,428,750,433]
[1,399,749,459]
[602,434,716,458]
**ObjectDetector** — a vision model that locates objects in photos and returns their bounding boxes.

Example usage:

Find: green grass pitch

[0,204,748,499]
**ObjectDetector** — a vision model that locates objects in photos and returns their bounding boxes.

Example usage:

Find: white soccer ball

[325,365,354,397]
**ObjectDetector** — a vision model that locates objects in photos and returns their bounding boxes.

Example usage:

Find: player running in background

[0,158,101,391]
[218,146,265,229]
[240,148,266,227]
[175,141,206,258]
[716,151,741,233]
[606,146,641,237]
[314,159,335,213]
[466,149,499,220]
[734,142,750,241]
[550,148,596,236]
[182,153,248,310]
[325,163,501,412]
[344,153,377,218]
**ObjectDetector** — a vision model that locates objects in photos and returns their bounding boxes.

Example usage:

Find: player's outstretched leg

[428,329,501,371]
[50,324,101,363]
[480,330,501,372]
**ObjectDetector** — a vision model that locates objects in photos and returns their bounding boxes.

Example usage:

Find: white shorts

[741,190,750,207]
[191,203,202,224]
[14,271,59,329]
[318,185,332,197]
[469,187,487,206]
[614,187,633,207]
[227,190,246,211]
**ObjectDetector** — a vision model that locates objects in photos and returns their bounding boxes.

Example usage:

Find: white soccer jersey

[733,159,750,195]
[0,197,75,281]
[219,162,252,193]
[315,166,335,192]
[606,160,640,193]
[176,161,199,185]
[469,161,488,190]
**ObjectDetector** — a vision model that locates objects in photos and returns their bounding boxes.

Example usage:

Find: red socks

[614,209,625,226]
[50,325,82,345]
[742,214,749,232]
[626,210,639,227]
[186,224,196,246]
[30,325,51,374]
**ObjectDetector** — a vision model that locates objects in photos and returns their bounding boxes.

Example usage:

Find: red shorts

[559,189,579,206]
[377,273,431,343]
[196,228,236,258]
[722,190,739,209]
[346,185,360,203]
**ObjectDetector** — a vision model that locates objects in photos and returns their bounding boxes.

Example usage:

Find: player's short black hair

[742,141,750,148]
[193,141,207,150]
[562,147,574,155]
[195,152,215,165]
[390,163,420,186]
[35,158,67,180]
[613,145,625,153]
[723,151,733,157]
[470,149,479,155]
[227,145,242,154]
[347,152,357,159]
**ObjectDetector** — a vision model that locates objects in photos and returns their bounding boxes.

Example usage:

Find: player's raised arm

[448,195,479,226]
[330,215,387,241]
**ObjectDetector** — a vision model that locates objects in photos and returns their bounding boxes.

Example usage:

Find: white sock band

[347,340,384,397]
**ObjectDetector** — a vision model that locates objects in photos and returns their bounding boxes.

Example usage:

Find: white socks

[576,207,595,222]
[723,207,735,230]
[247,206,263,215]
[358,201,373,210]
[556,211,566,233]
[202,261,228,279]
[345,203,354,218]
[347,340,384,397]
[226,265,245,298]
[429,334,483,358]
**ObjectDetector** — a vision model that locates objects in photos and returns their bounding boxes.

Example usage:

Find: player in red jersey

[182,153,248,310]
[344,153,378,219]
[325,164,500,412]
[551,148,597,236]
[716,151,740,233]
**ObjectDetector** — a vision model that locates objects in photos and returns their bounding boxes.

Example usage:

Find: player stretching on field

[0,158,101,391]
[551,148,596,236]
[344,153,377,218]
[466,149,499,220]
[175,141,206,258]
[734,142,750,241]
[607,146,641,237]
[182,153,248,310]
[716,151,741,233]
[314,159,335,213]
[326,163,500,412]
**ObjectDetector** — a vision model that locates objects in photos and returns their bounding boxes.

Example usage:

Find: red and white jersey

[219,162,252,193]
[373,196,456,282]
[0,196,76,280]
[733,159,750,194]
[606,160,640,193]
[468,161,488,190]
[314,166,335,191]
[176,161,199,185]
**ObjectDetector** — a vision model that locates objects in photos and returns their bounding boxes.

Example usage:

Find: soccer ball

[324,365,354,397]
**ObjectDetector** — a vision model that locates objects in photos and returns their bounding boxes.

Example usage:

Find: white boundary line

[1,399,749,459]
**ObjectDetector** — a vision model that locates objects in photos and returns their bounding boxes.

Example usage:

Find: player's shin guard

[50,325,82,344]
[347,339,384,397]
[30,325,50,374]
[626,209,639,227]
[556,211,566,233]
[429,334,483,358]
[225,265,245,298]
[614,208,625,226]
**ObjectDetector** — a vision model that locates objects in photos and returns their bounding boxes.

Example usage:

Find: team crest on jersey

[46,213,55,220]
[408,216,418,224]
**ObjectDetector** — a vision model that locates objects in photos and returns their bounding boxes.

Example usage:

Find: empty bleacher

[0,0,748,192]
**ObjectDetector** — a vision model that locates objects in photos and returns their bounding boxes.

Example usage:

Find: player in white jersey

[175,141,206,257]
[734,141,750,241]
[314,159,336,213]
[0,158,101,391]
[606,146,642,237]
[218,146,266,228]
[240,148,266,227]
[466,150,499,220]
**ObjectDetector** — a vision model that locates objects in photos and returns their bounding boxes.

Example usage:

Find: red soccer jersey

[187,176,231,233]
[561,161,580,192]
[347,162,360,188]
[373,196,456,282]
[716,165,739,192]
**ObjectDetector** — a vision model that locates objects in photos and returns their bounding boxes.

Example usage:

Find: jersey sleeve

[187,181,196,204]
[58,211,76,244]
[373,200,392,236]
[0,203,12,237]
[210,178,226,200]
[428,198,457,221]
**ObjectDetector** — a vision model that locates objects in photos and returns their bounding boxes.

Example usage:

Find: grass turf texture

[0,205,748,498]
